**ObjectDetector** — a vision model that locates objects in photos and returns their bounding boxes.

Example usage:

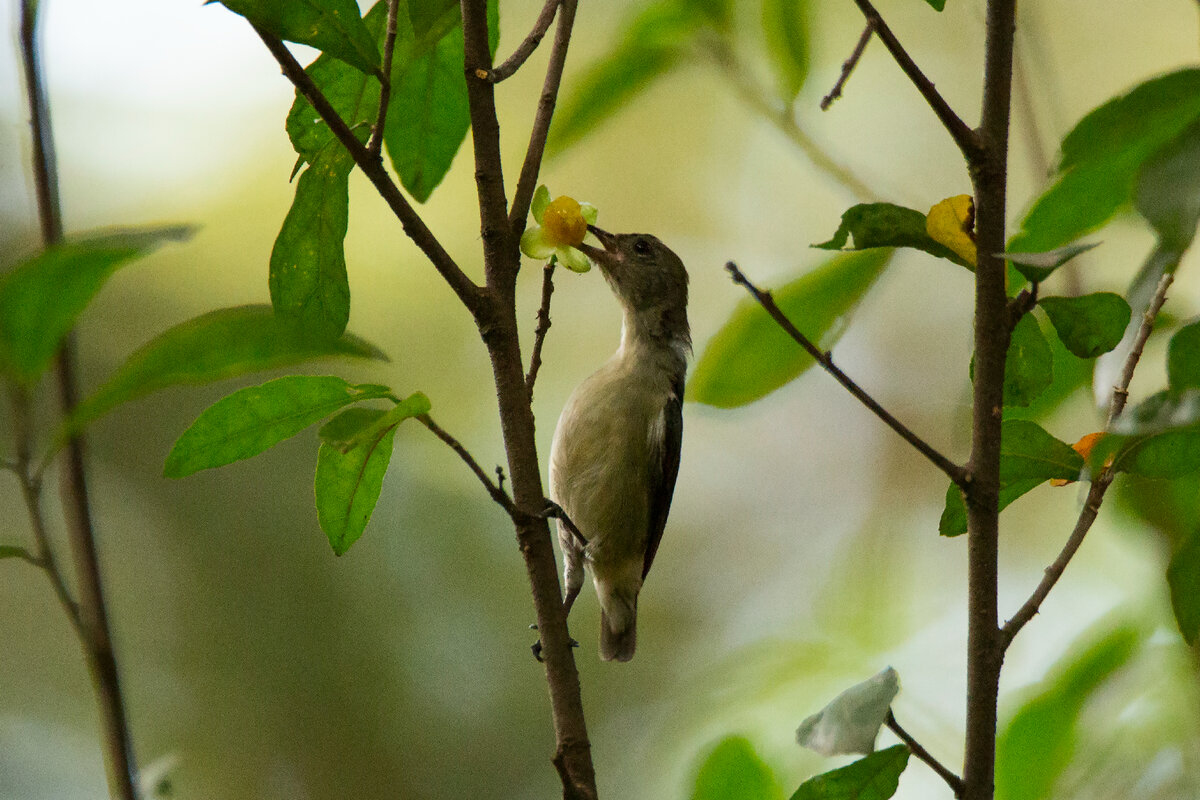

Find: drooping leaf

[762,0,810,104]
[925,195,976,267]
[384,0,499,202]
[65,305,385,435]
[690,249,893,408]
[164,375,392,478]
[1002,242,1099,284]
[1003,313,1053,407]
[1168,320,1200,392]
[995,622,1140,800]
[0,226,192,386]
[1038,293,1131,359]
[796,667,900,757]
[218,0,381,75]
[789,745,909,800]
[1168,531,1200,644]
[548,1,706,155]
[813,203,969,268]
[922,0,946,10]
[1133,116,1200,252]
[269,144,355,342]
[314,391,430,554]
[690,736,783,800]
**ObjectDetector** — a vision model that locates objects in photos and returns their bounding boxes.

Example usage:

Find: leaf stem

[886,711,965,797]
[726,261,967,487]
[821,21,875,111]
[487,0,561,83]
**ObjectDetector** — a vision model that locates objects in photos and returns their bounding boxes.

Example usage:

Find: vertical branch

[961,2,1017,800]
[19,1,140,798]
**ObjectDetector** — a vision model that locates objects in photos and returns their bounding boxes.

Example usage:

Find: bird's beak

[576,225,620,270]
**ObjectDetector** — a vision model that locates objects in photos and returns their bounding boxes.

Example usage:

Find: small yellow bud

[542,196,588,247]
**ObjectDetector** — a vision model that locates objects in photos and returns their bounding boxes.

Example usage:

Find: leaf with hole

[1038,293,1131,359]
[218,0,380,75]
[814,203,970,268]
[690,249,893,408]
[0,226,192,387]
[164,375,392,478]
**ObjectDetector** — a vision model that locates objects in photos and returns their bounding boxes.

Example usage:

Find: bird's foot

[529,623,580,662]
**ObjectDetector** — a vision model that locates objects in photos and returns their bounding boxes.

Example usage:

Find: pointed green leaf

[922,0,946,10]
[0,226,192,386]
[548,1,704,155]
[940,478,1044,537]
[1009,68,1200,254]
[690,249,893,408]
[814,203,970,268]
[165,375,392,478]
[789,745,909,800]
[1003,314,1053,407]
[1168,320,1200,392]
[218,0,380,75]
[65,305,385,435]
[762,0,810,103]
[1001,242,1099,283]
[315,417,397,555]
[1038,293,1131,359]
[691,736,782,800]
[996,623,1139,800]
[269,144,354,342]
[1168,531,1200,644]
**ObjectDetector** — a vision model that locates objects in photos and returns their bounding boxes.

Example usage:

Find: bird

[548,225,689,662]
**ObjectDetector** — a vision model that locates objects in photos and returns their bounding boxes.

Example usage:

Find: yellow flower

[520,185,599,273]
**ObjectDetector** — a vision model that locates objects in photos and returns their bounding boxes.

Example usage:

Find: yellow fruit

[543,196,588,247]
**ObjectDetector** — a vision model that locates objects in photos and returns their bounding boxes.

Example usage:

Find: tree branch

[20,3,140,797]
[726,262,967,486]
[367,0,400,157]
[417,414,516,514]
[509,0,580,232]
[849,0,981,161]
[487,0,560,83]
[252,26,485,315]
[821,21,875,111]
[887,711,965,798]
[525,260,556,399]
[1001,272,1174,646]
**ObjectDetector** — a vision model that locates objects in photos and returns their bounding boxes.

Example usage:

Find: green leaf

[1134,116,1200,252]
[0,226,192,386]
[314,391,429,554]
[690,249,893,408]
[940,478,1044,538]
[1168,530,1200,644]
[0,545,29,560]
[269,144,354,343]
[65,305,386,435]
[691,736,782,800]
[1003,315,1093,423]
[996,622,1139,800]
[164,375,392,478]
[789,745,909,800]
[1003,313,1053,407]
[1009,68,1200,254]
[1001,242,1099,284]
[1168,320,1200,392]
[548,1,704,155]
[762,0,810,103]
[922,0,946,10]
[1117,428,1200,478]
[218,0,380,75]
[813,203,970,268]
[384,0,499,202]
[1038,293,1131,359]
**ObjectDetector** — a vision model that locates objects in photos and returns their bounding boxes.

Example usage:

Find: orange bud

[1051,432,1105,486]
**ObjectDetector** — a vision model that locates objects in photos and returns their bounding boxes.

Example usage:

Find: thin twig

[525,260,556,398]
[418,414,516,514]
[367,0,400,157]
[886,711,965,798]
[700,36,876,203]
[1001,272,1174,646]
[849,0,981,161]
[726,262,967,486]
[509,0,580,231]
[542,500,587,548]
[20,3,140,798]
[253,27,484,315]
[821,21,875,110]
[487,0,560,82]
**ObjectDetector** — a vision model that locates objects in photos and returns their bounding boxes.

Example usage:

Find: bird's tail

[599,599,637,662]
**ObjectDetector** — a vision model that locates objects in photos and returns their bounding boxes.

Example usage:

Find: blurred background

[2,0,1200,798]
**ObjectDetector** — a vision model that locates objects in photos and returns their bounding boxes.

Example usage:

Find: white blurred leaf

[796,667,900,757]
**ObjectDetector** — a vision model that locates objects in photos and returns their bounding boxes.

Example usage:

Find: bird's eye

[633,238,652,255]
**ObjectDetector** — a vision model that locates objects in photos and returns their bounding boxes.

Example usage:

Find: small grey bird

[549,226,689,662]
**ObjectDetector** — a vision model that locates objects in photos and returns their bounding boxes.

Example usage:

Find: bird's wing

[642,374,684,579]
